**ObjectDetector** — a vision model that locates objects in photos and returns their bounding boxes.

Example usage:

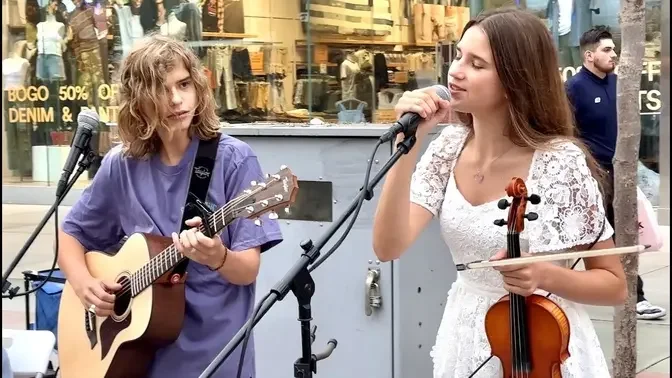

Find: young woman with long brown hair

[372,8,625,378]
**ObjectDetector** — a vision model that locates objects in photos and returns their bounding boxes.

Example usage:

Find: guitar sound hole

[114,276,132,318]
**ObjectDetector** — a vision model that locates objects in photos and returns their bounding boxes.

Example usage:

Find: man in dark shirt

[566,26,666,320]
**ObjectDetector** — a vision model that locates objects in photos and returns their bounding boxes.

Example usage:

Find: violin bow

[456,244,654,271]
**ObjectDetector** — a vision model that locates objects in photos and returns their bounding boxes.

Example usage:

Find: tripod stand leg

[290,265,316,378]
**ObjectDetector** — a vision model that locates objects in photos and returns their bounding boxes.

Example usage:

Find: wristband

[209,247,228,271]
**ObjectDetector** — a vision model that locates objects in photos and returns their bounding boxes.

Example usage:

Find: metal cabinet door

[243,136,394,378]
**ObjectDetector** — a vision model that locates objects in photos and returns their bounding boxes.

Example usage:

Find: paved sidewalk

[1,205,669,376]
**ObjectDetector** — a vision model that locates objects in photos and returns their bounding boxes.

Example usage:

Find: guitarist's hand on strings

[74,277,122,317]
[490,248,548,297]
[172,216,229,271]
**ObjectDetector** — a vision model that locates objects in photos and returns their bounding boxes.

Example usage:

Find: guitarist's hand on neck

[172,216,262,286]
[171,216,229,271]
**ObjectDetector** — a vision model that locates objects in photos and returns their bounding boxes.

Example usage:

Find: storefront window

[1,0,663,201]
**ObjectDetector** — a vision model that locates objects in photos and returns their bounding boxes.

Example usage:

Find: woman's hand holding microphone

[394,86,453,139]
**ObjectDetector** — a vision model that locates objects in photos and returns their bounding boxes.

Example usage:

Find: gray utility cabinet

[223,125,458,378]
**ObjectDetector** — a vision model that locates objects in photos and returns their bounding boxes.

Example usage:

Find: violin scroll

[494,178,540,231]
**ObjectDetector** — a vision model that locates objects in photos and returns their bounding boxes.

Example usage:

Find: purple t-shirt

[61,134,283,378]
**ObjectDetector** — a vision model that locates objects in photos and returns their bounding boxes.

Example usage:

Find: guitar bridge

[84,309,98,349]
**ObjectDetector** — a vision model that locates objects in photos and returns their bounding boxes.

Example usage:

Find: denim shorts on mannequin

[36,54,66,81]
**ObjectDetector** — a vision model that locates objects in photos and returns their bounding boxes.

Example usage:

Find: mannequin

[2,41,30,90]
[353,49,375,109]
[159,11,187,40]
[340,53,360,100]
[3,41,33,177]
[69,0,105,108]
[547,0,600,68]
[112,0,145,58]
[36,5,67,82]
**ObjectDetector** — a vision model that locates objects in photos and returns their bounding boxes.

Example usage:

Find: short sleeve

[223,151,284,253]
[410,125,468,217]
[61,149,125,252]
[526,142,614,253]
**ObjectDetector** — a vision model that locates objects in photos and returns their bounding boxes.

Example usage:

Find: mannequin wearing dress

[411,124,613,378]
[36,12,67,82]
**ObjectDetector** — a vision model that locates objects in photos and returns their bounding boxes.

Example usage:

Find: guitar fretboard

[128,206,236,296]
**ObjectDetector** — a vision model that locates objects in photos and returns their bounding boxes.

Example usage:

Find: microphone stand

[1,149,97,297]
[199,133,417,378]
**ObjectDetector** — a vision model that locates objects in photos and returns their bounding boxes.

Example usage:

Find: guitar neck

[127,170,296,296]
[128,207,236,296]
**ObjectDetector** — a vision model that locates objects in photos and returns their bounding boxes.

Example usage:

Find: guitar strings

[118,186,270,297]
[112,177,280,298]
[113,197,244,298]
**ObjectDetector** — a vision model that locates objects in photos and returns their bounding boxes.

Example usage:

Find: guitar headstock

[493,177,541,233]
[231,165,299,224]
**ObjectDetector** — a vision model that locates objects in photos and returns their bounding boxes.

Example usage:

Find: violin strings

[509,229,525,378]
[508,230,518,377]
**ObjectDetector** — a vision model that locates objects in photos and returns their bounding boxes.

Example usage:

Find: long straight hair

[455,8,608,194]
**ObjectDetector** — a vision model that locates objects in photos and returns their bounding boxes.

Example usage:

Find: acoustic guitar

[57,166,299,378]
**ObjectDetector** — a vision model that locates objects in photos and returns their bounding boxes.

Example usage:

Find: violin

[483,177,571,378]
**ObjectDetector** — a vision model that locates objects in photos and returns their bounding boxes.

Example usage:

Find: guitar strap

[171,134,220,279]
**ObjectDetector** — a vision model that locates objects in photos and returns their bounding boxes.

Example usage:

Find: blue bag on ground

[29,269,65,350]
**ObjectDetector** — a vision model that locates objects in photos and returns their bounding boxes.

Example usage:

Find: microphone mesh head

[432,85,451,101]
[77,110,100,131]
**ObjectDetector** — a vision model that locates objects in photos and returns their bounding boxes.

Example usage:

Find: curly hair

[116,34,220,159]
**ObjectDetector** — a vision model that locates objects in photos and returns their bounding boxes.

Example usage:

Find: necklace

[473,146,515,183]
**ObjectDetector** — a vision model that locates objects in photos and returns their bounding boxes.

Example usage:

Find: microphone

[379,84,451,143]
[55,110,98,198]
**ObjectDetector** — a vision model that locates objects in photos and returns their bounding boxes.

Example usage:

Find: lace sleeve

[527,142,614,253]
[410,125,468,217]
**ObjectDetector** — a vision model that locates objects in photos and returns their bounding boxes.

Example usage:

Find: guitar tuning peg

[268,211,278,220]
[280,165,287,170]
[525,212,538,221]
[497,199,510,210]
[527,194,541,205]
[250,180,257,186]
[254,219,262,226]
[493,219,507,227]
[284,207,291,214]
[265,173,271,178]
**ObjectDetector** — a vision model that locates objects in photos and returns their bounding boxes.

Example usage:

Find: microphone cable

[309,139,383,272]
[2,148,97,299]
[235,138,385,378]
[2,195,62,299]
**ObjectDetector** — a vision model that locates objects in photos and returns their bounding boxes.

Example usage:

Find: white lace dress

[410,125,614,378]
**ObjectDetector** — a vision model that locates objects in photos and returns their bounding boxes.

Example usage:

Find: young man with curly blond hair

[58,35,283,377]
